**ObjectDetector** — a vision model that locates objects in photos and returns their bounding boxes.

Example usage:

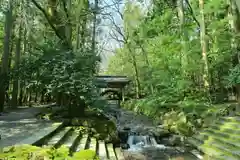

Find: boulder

[168,135,183,146]
[124,151,146,160]
[118,130,129,143]
[120,143,130,149]
[123,126,131,131]
[148,125,170,138]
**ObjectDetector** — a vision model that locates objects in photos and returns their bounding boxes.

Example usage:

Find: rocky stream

[105,101,201,160]
[0,102,203,160]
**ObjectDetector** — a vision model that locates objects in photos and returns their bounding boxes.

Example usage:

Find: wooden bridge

[94,76,130,101]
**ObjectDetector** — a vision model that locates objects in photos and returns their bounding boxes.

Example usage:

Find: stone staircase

[17,123,125,160]
[188,115,240,160]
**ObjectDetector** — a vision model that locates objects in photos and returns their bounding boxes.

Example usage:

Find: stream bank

[104,100,200,160]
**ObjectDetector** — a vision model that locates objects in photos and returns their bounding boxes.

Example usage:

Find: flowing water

[127,135,166,151]
[105,100,200,160]
[125,134,197,160]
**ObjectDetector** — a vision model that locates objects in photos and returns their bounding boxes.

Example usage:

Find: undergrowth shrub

[122,98,234,136]
[0,145,99,160]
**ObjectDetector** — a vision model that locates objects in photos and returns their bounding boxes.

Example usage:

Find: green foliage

[0,0,105,111]
[72,150,99,160]
[0,145,99,160]
[0,145,69,159]
[106,0,236,102]
[227,64,240,85]
[105,0,240,135]
[14,39,100,108]
[122,99,234,136]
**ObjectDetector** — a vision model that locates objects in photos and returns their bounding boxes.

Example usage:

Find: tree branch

[185,0,200,27]
[31,0,66,42]
[61,0,70,19]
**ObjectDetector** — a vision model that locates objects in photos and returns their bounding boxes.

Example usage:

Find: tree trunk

[229,0,240,111]
[23,89,27,104]
[28,89,32,103]
[177,0,188,74]
[79,0,89,52]
[34,91,38,103]
[91,0,98,54]
[18,87,23,106]
[131,52,141,99]
[56,92,62,106]
[199,0,210,93]
[40,90,45,103]
[127,43,141,99]
[11,23,22,108]
[139,45,154,94]
[75,23,80,51]
[65,0,72,46]
[0,1,13,112]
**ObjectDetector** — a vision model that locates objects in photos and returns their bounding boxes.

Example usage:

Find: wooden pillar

[121,87,125,102]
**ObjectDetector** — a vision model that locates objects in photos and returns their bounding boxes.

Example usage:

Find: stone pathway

[0,105,52,148]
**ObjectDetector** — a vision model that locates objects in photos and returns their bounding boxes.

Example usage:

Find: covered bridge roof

[94,75,131,88]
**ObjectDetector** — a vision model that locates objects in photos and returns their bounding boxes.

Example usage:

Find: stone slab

[17,122,63,146]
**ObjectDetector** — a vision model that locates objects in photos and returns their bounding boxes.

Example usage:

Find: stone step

[190,132,240,160]
[3,123,124,160]
[62,131,79,148]
[193,131,240,151]
[115,147,125,160]
[89,137,97,151]
[46,127,72,146]
[199,144,236,160]
[220,116,240,122]
[185,114,240,160]
[17,122,63,146]
[205,128,240,140]
[192,132,240,150]
[70,133,82,153]
[98,141,107,159]
[213,121,240,129]
[201,142,239,160]
[188,138,232,160]
[107,144,117,160]
[76,134,89,152]
[209,141,240,159]
[201,131,240,149]
[54,127,74,148]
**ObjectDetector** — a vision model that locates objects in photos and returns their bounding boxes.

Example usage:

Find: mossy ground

[0,144,99,160]
[122,100,238,136]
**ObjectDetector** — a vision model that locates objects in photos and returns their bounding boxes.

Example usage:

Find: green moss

[0,145,50,159]
[72,150,99,160]
[0,145,70,160]
[0,145,101,160]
